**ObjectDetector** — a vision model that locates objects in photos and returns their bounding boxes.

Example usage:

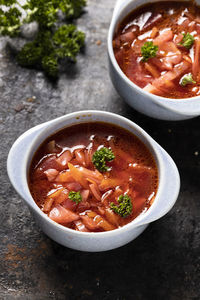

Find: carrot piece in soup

[144,62,160,78]
[86,211,116,231]
[43,197,54,213]
[99,178,121,191]
[81,214,100,231]
[68,163,88,188]
[54,188,69,205]
[183,55,192,64]
[95,215,116,231]
[47,188,64,199]
[55,170,74,183]
[78,166,104,183]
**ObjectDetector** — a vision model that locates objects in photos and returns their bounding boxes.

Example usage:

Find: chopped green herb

[180,73,196,86]
[92,147,115,172]
[180,32,194,49]
[68,191,82,204]
[110,194,133,218]
[141,41,158,62]
[0,0,86,78]
[17,25,85,78]
[0,6,22,37]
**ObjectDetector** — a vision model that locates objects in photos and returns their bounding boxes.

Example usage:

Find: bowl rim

[107,0,200,115]
[22,110,166,238]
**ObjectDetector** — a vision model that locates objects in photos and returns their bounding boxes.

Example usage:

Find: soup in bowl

[29,121,158,232]
[7,111,180,251]
[108,0,200,120]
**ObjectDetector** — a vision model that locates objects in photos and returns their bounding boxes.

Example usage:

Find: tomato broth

[29,122,158,232]
[113,1,200,98]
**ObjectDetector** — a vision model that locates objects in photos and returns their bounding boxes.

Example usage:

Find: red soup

[113,1,200,98]
[29,122,158,232]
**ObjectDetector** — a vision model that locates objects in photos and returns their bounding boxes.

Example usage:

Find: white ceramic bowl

[7,111,180,252]
[108,0,200,120]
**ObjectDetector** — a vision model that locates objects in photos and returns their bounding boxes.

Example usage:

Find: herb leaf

[180,73,196,87]
[0,7,21,37]
[92,147,115,172]
[17,25,85,78]
[68,191,82,204]
[59,0,87,19]
[0,0,86,78]
[141,41,158,62]
[180,32,194,49]
[110,194,133,218]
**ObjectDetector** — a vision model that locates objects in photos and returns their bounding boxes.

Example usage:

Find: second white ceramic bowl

[108,0,200,120]
[7,111,180,251]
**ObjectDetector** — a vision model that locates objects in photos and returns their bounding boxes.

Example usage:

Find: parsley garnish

[110,194,133,218]
[68,191,82,204]
[141,41,158,62]
[0,0,86,78]
[180,33,194,49]
[180,73,196,87]
[92,147,115,172]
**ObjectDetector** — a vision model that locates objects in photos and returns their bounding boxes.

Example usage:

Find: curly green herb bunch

[0,0,86,78]
[92,147,115,173]
[110,194,133,218]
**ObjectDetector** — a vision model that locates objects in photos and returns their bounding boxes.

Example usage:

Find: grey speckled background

[0,0,200,299]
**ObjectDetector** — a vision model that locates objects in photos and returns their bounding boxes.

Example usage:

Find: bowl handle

[134,144,180,227]
[7,122,49,208]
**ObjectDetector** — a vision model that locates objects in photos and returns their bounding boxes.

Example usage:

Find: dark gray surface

[0,0,200,299]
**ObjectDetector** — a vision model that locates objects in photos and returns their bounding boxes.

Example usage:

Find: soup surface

[29,122,158,232]
[113,1,200,98]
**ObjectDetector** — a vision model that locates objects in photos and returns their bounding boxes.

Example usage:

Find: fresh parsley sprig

[0,0,86,78]
[110,194,133,218]
[68,190,82,204]
[17,25,85,78]
[180,73,196,87]
[141,41,158,62]
[179,32,194,49]
[92,147,115,173]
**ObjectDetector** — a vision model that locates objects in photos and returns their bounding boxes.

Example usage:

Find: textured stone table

[0,1,200,299]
